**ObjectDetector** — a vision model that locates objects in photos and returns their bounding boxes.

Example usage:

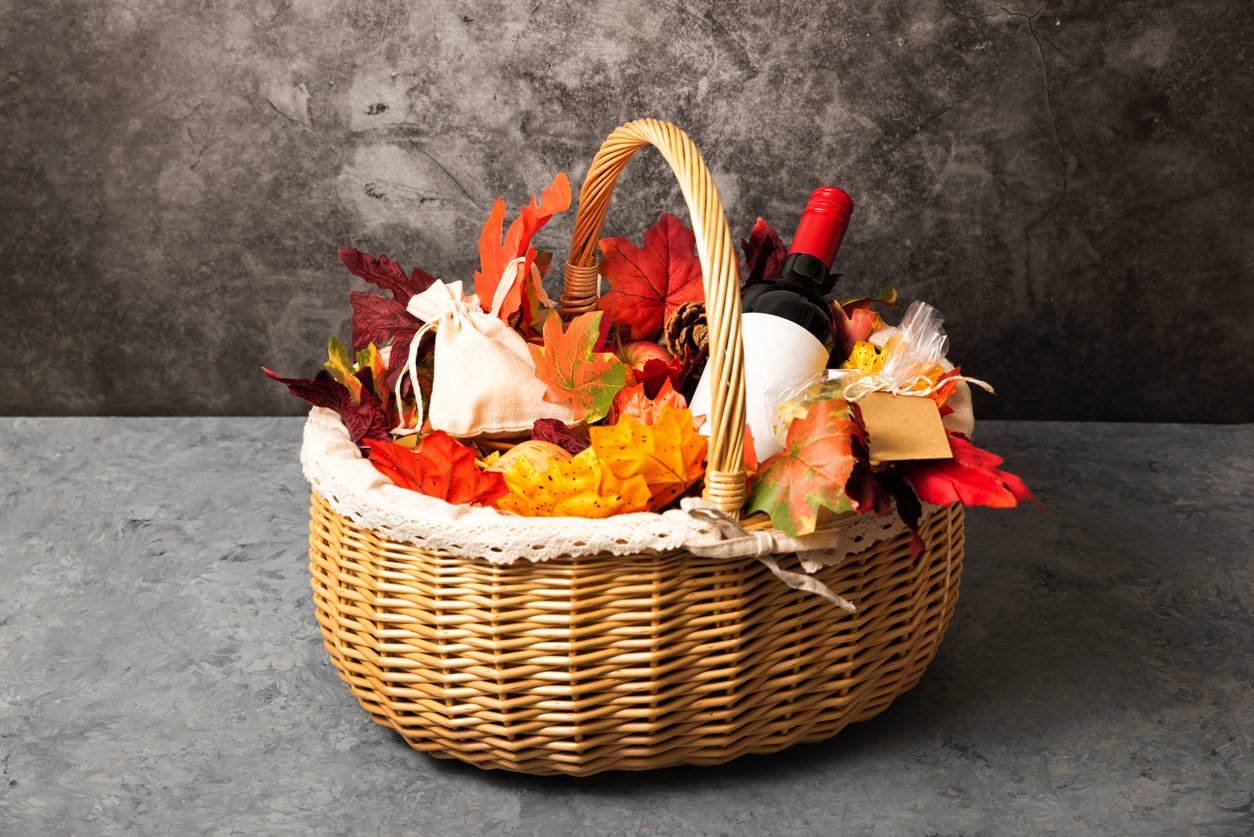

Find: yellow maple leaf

[841,340,884,374]
[589,405,707,510]
[492,447,651,518]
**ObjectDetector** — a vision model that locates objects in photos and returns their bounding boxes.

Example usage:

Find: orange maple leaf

[528,312,627,423]
[475,172,571,323]
[609,377,693,427]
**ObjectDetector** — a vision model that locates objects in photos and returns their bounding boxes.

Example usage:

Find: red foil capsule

[787,186,854,269]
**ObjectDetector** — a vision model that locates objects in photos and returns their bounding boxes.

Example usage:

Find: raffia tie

[843,370,995,402]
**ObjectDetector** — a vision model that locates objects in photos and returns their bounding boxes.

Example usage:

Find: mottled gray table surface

[1,418,1251,837]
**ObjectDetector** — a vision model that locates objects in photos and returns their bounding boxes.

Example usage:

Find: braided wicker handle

[559,119,747,515]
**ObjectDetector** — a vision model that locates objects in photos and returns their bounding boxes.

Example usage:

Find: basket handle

[559,119,747,515]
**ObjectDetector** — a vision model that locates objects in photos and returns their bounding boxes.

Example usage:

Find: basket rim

[301,407,917,566]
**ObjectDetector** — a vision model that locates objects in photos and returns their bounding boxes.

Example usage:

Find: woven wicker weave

[305,119,967,775]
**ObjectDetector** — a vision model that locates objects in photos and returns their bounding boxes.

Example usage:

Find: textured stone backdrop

[2,0,1252,420]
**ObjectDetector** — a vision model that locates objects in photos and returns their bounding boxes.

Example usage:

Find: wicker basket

[306,119,966,775]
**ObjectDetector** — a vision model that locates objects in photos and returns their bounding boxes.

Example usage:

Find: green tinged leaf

[746,399,864,537]
[354,343,389,405]
[527,312,627,423]
[324,337,363,404]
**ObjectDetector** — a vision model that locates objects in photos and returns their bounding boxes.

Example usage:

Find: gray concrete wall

[2,0,1251,420]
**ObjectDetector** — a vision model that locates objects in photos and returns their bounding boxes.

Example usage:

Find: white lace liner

[301,407,942,608]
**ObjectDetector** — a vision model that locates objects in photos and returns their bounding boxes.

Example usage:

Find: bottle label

[689,312,830,463]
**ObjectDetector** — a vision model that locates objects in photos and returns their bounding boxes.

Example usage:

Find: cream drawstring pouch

[392,260,573,437]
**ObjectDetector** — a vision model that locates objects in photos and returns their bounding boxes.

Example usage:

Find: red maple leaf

[634,355,686,398]
[528,311,627,423]
[475,172,571,323]
[900,432,1037,509]
[364,434,507,506]
[598,213,704,341]
[746,399,866,537]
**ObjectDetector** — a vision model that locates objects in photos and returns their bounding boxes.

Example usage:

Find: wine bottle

[690,186,854,463]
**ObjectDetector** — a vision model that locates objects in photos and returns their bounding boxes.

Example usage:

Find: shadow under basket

[308,494,965,776]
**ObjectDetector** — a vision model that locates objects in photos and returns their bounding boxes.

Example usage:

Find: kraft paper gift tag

[858,391,952,464]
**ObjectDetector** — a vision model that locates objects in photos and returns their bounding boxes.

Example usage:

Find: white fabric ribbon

[679,499,857,612]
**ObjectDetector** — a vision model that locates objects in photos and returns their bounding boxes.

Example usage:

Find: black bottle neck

[780,252,830,288]
[742,276,835,348]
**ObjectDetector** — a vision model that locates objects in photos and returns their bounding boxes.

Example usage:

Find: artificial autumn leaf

[832,286,899,362]
[262,367,341,411]
[336,248,437,400]
[531,418,589,455]
[350,290,419,355]
[929,367,963,407]
[475,172,571,323]
[609,377,690,427]
[598,213,704,341]
[383,330,435,395]
[263,366,390,446]
[741,216,786,290]
[324,337,365,404]
[517,249,559,339]
[743,423,759,474]
[863,468,926,557]
[492,447,651,518]
[636,355,687,398]
[842,402,896,520]
[364,433,507,506]
[338,248,437,305]
[528,311,627,423]
[746,399,865,537]
[589,405,707,510]
[354,343,390,405]
[532,249,554,282]
[833,305,882,363]
[899,432,1037,509]
[338,380,392,445]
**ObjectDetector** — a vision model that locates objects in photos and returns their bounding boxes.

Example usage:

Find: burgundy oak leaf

[338,248,437,304]
[350,290,421,354]
[262,368,341,410]
[741,216,787,290]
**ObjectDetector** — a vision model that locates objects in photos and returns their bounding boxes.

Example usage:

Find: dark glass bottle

[689,186,856,462]
[741,186,854,347]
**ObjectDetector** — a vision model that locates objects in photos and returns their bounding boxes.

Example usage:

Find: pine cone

[663,301,708,358]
